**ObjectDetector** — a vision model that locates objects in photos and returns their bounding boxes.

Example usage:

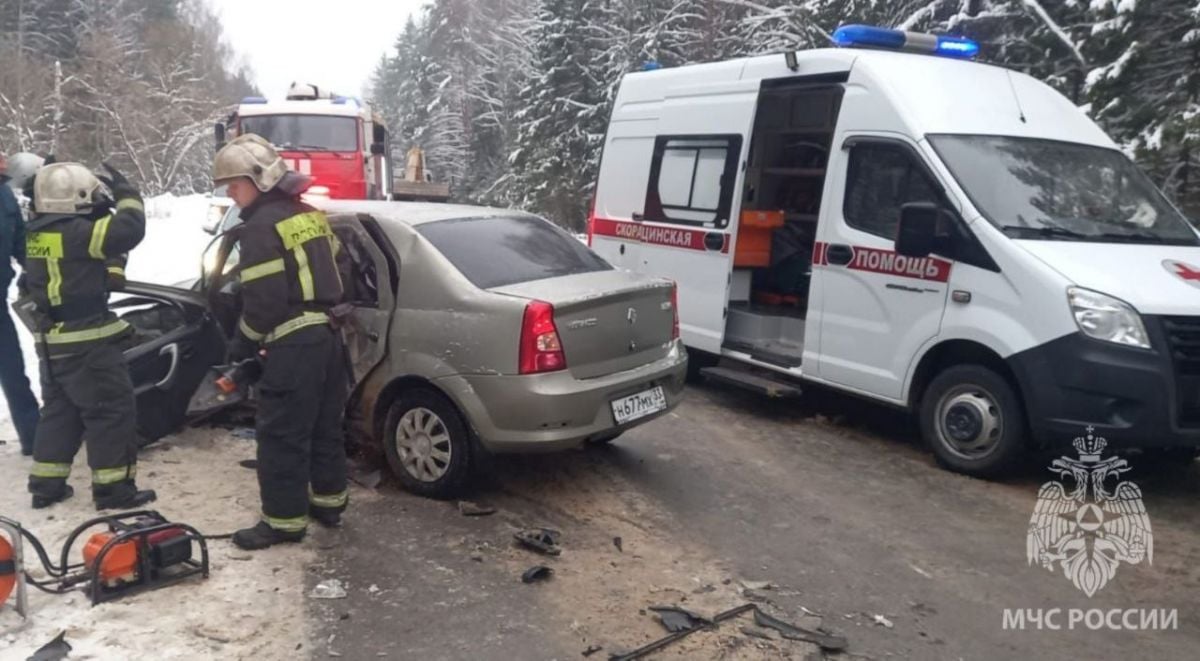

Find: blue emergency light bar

[832,24,979,59]
[241,96,268,104]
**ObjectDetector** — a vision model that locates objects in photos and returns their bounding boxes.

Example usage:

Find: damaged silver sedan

[116,201,688,497]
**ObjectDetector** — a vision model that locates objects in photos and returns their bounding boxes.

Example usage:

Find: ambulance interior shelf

[723,83,841,368]
[734,83,840,310]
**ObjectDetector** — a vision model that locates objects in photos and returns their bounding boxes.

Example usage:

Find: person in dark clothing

[0,151,40,455]
[21,161,156,510]
[213,133,348,550]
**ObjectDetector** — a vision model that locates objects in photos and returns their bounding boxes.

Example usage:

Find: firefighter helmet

[33,162,102,215]
[213,133,288,192]
[5,152,44,192]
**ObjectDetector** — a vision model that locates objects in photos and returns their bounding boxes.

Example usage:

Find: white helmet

[34,162,102,215]
[213,133,288,192]
[6,152,45,192]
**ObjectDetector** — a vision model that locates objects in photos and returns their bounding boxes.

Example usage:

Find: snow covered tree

[0,0,254,194]
[512,0,610,229]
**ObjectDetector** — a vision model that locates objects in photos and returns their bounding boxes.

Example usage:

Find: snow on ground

[0,194,320,659]
[0,430,314,660]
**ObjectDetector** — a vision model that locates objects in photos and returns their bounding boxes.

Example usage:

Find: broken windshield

[929,135,1199,246]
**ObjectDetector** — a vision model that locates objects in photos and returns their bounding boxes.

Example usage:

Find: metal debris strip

[610,603,849,660]
[754,608,849,651]
[608,604,755,661]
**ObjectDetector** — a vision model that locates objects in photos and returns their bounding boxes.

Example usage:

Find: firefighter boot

[232,521,306,551]
[94,480,158,511]
[309,504,343,529]
[31,484,75,510]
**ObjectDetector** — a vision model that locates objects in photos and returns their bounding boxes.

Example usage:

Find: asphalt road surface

[311,381,1200,660]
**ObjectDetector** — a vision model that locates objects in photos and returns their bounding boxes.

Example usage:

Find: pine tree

[513,0,608,229]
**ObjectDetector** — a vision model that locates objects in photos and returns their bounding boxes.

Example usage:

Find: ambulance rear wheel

[920,364,1026,477]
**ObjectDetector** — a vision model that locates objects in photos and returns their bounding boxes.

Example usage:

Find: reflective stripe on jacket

[233,191,343,345]
[23,197,145,354]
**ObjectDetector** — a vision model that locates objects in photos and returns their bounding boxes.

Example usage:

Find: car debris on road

[514,528,562,556]
[520,565,553,584]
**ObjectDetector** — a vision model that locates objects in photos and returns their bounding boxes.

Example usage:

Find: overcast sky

[209,0,426,100]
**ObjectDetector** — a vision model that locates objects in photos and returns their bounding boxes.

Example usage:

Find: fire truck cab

[215,82,391,200]
[590,25,1200,476]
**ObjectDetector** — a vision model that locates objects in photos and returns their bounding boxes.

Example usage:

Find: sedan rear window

[417,215,612,289]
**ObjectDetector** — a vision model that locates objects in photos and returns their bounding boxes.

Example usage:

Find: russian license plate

[610,386,667,425]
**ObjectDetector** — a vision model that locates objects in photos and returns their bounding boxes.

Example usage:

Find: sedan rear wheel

[383,389,472,499]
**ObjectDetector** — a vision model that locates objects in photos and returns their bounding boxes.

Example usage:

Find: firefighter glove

[227,334,258,363]
[97,162,139,200]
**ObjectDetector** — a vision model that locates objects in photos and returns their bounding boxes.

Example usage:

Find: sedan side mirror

[896,202,939,258]
[214,122,226,149]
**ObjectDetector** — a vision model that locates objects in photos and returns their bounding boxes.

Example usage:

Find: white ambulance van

[588,25,1200,476]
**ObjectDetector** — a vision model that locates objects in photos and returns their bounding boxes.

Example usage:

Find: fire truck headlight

[1067,286,1150,349]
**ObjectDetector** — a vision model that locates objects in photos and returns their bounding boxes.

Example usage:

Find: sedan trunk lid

[492,271,675,379]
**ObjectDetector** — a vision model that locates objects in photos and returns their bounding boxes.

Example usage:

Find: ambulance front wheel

[920,364,1027,477]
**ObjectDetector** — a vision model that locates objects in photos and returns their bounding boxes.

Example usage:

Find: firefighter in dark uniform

[22,162,156,510]
[213,134,349,550]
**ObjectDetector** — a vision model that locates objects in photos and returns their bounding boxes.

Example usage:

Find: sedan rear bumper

[435,340,688,452]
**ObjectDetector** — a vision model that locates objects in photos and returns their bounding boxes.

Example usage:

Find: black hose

[16,526,70,577]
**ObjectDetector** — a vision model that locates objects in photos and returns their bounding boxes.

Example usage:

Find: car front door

[329,214,393,385]
[813,136,954,400]
[114,283,228,446]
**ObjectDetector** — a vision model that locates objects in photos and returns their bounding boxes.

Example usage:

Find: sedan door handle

[154,343,181,390]
[367,332,380,342]
[826,243,853,266]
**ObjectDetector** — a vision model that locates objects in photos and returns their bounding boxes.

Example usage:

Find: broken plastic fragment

[521,565,553,584]
[458,501,496,516]
[27,631,72,661]
[514,528,562,556]
[649,605,711,633]
[753,608,848,652]
[310,579,348,599]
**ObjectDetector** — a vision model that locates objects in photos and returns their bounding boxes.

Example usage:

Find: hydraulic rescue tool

[0,512,209,611]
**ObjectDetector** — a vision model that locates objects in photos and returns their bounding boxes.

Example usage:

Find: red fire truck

[215,82,392,199]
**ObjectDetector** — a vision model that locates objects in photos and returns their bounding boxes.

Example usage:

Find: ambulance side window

[643,135,742,228]
[843,143,940,241]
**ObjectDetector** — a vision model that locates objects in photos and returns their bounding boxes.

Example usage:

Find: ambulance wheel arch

[908,339,1030,475]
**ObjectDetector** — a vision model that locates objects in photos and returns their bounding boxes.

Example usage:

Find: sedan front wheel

[383,388,473,499]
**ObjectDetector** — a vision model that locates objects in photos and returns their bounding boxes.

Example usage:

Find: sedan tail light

[519,300,566,374]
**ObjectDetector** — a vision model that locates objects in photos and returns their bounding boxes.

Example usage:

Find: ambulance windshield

[240,114,358,153]
[929,135,1199,246]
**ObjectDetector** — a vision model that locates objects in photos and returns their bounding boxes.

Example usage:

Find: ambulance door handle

[632,212,645,221]
[619,244,625,255]
[826,243,853,265]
